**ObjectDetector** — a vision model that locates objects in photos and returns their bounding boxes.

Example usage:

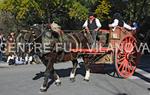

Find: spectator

[7,53,15,65]
[15,54,24,65]
[25,54,33,65]
[10,32,15,40]
[0,32,6,62]
[6,32,16,55]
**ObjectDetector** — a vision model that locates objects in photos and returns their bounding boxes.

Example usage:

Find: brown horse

[39,30,95,92]
[23,23,94,92]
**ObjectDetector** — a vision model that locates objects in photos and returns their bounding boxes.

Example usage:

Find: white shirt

[15,57,24,64]
[7,55,15,63]
[83,18,102,28]
[109,19,136,30]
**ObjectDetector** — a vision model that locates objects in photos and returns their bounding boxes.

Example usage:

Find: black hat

[113,12,122,19]
[88,12,94,16]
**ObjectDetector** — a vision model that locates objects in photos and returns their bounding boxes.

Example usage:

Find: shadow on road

[133,54,150,83]
[32,67,86,89]
[133,72,150,83]
[32,67,86,80]
[33,54,150,81]
[32,71,45,80]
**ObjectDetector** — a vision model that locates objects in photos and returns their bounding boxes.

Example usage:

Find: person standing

[83,12,102,47]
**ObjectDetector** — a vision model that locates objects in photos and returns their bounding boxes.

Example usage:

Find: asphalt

[0,55,150,95]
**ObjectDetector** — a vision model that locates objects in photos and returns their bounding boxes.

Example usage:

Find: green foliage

[110,0,150,21]
[126,0,150,21]
[68,1,89,20]
[0,0,112,22]
[0,0,43,20]
[0,11,17,34]
[95,0,111,21]
[67,0,112,21]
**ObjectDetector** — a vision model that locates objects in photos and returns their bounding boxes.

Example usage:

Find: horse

[26,23,95,92]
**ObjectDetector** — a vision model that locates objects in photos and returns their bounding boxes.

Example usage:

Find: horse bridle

[29,27,46,44]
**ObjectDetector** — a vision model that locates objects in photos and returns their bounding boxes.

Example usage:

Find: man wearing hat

[109,13,136,31]
[83,12,102,47]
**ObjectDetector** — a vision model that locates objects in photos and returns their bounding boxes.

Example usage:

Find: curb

[0,62,9,68]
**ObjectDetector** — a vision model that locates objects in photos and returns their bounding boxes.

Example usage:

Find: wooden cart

[71,26,140,78]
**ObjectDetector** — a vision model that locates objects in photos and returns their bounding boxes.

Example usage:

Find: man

[0,32,6,62]
[7,53,15,65]
[83,13,102,47]
[109,13,136,31]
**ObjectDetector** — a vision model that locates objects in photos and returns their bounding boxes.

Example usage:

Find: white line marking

[136,68,150,73]
[129,73,150,80]
[145,83,150,85]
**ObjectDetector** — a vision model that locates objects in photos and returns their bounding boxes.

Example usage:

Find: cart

[71,26,140,78]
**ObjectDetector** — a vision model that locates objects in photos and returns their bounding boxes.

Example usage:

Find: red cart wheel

[115,36,140,78]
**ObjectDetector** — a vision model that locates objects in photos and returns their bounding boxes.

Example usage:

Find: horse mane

[50,22,61,33]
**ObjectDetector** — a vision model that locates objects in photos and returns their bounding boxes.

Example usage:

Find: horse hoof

[55,82,61,86]
[40,86,47,92]
[84,79,89,82]
[70,78,75,82]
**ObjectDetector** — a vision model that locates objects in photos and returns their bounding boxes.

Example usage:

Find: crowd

[0,31,33,65]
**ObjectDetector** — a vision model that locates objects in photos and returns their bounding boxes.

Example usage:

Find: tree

[0,11,17,34]
[95,0,111,21]
[110,0,150,21]
[68,1,88,20]
[0,0,43,20]
[0,0,112,30]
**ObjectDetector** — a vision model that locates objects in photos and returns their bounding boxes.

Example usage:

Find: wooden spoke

[115,36,139,78]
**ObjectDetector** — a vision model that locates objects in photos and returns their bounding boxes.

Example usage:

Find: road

[0,55,150,95]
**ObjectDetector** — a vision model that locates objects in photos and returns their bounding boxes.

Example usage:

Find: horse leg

[83,57,91,81]
[40,57,54,92]
[52,70,61,86]
[40,67,50,92]
[69,59,78,82]
[84,66,90,81]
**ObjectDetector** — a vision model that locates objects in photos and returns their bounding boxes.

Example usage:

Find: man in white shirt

[109,13,136,31]
[83,13,102,47]
[7,54,15,65]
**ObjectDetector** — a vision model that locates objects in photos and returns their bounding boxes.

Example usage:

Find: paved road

[0,55,150,95]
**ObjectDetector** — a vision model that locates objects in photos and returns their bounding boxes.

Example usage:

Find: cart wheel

[115,36,140,78]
